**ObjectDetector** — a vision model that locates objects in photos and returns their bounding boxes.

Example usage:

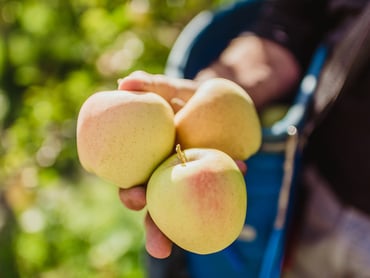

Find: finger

[145,213,173,259]
[235,160,248,175]
[117,71,197,111]
[118,186,146,211]
[117,71,150,91]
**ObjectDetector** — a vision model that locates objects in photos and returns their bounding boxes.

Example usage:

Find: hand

[116,71,250,259]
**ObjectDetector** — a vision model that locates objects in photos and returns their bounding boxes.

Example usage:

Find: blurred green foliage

[0,0,235,277]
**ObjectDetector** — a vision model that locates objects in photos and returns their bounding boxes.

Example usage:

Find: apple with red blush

[146,144,247,254]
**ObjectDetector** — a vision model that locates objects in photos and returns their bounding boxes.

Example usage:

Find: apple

[260,104,289,127]
[146,145,247,254]
[175,78,262,160]
[76,90,175,188]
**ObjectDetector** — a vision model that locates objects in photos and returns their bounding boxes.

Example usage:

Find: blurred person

[117,0,370,277]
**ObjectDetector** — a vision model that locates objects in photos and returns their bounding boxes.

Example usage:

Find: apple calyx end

[175,144,187,166]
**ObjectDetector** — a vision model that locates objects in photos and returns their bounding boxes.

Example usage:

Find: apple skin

[175,78,262,160]
[260,104,289,127]
[146,146,247,254]
[76,90,175,188]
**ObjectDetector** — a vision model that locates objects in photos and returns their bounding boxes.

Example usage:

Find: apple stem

[176,144,187,166]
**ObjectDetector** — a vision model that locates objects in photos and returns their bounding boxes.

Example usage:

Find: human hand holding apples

[77,71,261,258]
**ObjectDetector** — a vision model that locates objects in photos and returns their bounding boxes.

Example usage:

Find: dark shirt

[253,0,370,214]
[254,0,368,68]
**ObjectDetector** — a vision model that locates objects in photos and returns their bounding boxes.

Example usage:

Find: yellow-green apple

[175,78,262,160]
[76,90,175,188]
[146,145,247,254]
[260,104,289,127]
